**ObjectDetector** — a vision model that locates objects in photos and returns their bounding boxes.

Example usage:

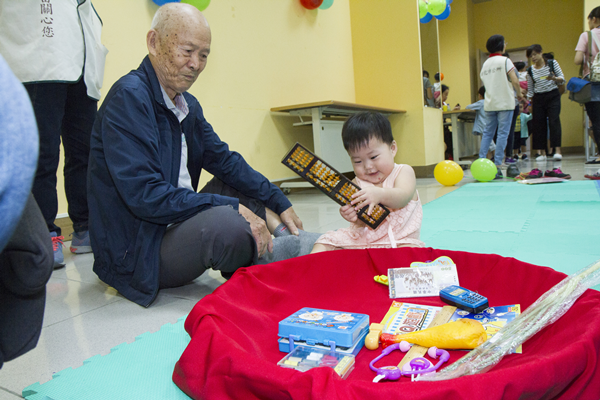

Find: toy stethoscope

[369,341,450,382]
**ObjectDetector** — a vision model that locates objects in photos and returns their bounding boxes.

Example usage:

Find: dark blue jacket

[88,56,291,307]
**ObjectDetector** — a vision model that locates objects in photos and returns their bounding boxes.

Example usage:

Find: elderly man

[89,3,315,306]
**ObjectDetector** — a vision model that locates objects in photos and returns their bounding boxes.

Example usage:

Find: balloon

[152,0,180,5]
[440,72,444,80]
[435,5,451,20]
[470,158,498,182]
[434,160,464,186]
[420,13,433,23]
[418,0,428,19]
[427,0,447,16]
[300,0,323,10]
[319,0,334,10]
[447,0,453,3]
[181,0,210,11]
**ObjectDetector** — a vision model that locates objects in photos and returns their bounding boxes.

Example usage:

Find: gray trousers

[159,178,319,288]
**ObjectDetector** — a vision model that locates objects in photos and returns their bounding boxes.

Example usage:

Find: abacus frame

[281,143,390,229]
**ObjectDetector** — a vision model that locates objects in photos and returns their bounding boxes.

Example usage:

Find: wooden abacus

[281,143,390,229]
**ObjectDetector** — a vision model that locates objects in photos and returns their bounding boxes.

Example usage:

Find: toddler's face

[348,138,397,185]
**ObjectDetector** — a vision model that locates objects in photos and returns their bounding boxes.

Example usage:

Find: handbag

[568,31,594,104]
[567,77,592,104]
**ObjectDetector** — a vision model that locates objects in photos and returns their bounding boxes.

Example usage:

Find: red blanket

[173,248,600,399]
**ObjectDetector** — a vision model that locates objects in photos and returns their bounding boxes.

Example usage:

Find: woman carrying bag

[575,6,600,164]
[526,44,566,161]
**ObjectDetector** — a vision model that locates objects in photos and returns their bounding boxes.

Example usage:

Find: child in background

[514,61,528,91]
[515,102,532,160]
[466,86,496,159]
[311,112,424,253]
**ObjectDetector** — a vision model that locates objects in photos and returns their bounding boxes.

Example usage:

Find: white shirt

[480,56,516,112]
[160,87,194,192]
[0,0,107,100]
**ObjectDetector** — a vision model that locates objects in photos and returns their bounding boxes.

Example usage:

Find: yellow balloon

[434,160,464,186]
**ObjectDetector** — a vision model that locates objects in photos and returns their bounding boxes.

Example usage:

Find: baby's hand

[351,186,382,216]
[340,204,358,223]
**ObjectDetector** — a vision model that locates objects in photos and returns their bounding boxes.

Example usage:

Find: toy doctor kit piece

[370,340,450,382]
[418,258,600,381]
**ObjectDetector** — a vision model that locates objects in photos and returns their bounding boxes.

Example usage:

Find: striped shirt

[526,60,564,98]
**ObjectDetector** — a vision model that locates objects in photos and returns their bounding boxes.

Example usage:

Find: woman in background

[575,6,600,165]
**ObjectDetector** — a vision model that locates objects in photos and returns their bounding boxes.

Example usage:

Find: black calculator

[439,285,489,314]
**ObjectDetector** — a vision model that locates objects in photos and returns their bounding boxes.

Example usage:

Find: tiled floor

[1,153,598,399]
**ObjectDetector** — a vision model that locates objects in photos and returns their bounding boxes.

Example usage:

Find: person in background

[526,44,565,161]
[466,86,495,159]
[501,52,521,165]
[437,84,461,159]
[423,70,435,107]
[0,1,107,268]
[479,35,523,179]
[88,3,316,307]
[575,6,600,165]
[433,72,441,96]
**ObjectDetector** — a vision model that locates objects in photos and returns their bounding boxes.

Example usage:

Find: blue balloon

[420,13,433,23]
[319,0,334,10]
[152,0,180,5]
[436,5,451,20]
[447,0,453,4]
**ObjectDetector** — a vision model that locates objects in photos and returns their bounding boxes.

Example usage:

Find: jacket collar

[140,55,169,109]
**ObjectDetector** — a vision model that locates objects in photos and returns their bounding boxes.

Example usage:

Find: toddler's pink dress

[315,164,424,249]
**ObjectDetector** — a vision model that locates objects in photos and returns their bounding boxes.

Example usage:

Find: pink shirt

[575,28,600,77]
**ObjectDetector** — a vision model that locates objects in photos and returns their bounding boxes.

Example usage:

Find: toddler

[466,86,495,158]
[311,112,424,253]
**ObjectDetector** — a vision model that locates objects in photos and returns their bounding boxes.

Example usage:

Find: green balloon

[470,158,498,182]
[182,0,210,11]
[428,0,447,16]
[418,0,428,19]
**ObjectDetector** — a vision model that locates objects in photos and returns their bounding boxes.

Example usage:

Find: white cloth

[480,56,516,112]
[0,0,107,100]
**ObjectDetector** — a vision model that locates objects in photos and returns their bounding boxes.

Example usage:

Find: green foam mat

[23,317,190,400]
[22,181,600,399]
[421,180,600,281]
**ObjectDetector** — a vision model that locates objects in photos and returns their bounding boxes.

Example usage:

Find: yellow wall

[349,0,444,167]
[438,0,474,108]
[57,0,356,215]
[469,0,584,148]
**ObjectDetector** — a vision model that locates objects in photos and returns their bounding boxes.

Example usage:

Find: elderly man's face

[151,22,211,99]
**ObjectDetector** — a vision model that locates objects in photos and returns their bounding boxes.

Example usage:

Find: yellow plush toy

[380,319,487,349]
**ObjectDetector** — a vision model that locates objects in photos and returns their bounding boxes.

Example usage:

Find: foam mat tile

[22,317,190,400]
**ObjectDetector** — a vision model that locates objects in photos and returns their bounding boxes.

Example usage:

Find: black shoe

[506,164,520,178]
[585,159,600,164]
[494,171,504,180]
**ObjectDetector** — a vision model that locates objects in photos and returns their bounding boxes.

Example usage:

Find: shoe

[535,154,547,161]
[51,232,65,269]
[544,168,571,179]
[584,172,600,180]
[553,153,562,161]
[494,170,504,180]
[514,172,530,181]
[521,154,528,161]
[70,230,92,254]
[527,168,543,179]
[505,157,517,164]
[506,164,520,178]
[585,159,600,164]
